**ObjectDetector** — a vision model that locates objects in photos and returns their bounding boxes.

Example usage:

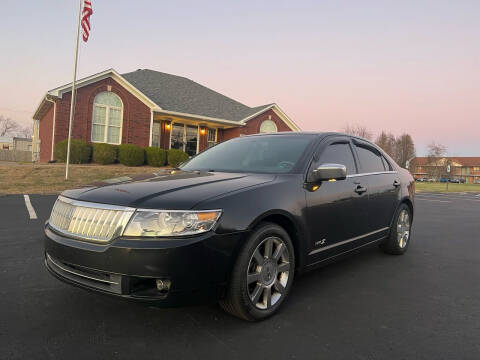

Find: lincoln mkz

[44,132,415,321]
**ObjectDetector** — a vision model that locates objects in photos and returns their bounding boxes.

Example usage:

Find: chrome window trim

[308,227,390,256]
[347,171,398,178]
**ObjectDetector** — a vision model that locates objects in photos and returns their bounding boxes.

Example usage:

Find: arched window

[259,119,278,133]
[91,92,123,144]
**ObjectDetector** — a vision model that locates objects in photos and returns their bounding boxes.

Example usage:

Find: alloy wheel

[246,236,290,310]
[397,209,410,248]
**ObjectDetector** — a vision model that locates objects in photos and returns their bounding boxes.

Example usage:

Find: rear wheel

[380,203,412,255]
[220,222,295,321]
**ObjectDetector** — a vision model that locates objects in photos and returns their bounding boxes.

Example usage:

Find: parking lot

[1,193,479,360]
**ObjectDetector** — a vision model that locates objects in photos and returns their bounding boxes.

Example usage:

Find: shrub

[168,149,189,168]
[54,139,91,164]
[111,145,120,162]
[92,143,117,165]
[118,144,145,166]
[145,147,167,167]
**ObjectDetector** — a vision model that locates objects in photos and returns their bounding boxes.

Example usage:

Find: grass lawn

[0,163,167,194]
[415,182,480,193]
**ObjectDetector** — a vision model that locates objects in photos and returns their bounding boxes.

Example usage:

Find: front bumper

[44,225,246,306]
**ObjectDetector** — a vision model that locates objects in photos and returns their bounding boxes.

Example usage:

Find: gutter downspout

[149,109,153,147]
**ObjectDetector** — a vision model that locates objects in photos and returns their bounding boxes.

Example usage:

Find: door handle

[354,185,367,194]
[393,180,400,187]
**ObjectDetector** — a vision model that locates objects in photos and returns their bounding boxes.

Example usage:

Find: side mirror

[311,163,347,182]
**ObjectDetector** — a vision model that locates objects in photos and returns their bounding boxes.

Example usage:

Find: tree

[375,131,397,159]
[17,124,33,139]
[426,142,447,179]
[394,134,416,168]
[0,115,32,138]
[342,124,373,140]
[0,115,20,137]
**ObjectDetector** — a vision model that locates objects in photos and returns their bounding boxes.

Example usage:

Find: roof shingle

[122,69,270,121]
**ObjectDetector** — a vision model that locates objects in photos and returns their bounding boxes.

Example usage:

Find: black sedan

[44,132,415,321]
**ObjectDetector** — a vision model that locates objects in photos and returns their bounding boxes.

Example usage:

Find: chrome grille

[49,196,135,243]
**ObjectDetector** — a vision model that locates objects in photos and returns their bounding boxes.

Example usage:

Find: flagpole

[65,0,83,180]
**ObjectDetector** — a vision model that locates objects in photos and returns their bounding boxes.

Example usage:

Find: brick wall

[39,78,151,162]
[198,127,208,152]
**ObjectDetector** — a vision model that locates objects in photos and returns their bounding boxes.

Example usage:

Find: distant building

[32,68,301,163]
[0,137,13,150]
[13,137,32,152]
[0,137,31,151]
[410,157,480,183]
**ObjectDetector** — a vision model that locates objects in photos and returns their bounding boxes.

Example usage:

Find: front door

[170,123,185,151]
[185,125,198,156]
[170,123,198,156]
[305,137,370,262]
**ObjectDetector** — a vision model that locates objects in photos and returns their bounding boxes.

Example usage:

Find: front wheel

[220,222,295,321]
[380,203,412,255]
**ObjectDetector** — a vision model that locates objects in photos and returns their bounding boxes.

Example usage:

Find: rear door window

[355,145,386,173]
[381,156,393,171]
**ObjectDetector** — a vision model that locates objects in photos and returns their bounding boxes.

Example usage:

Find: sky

[1,0,478,156]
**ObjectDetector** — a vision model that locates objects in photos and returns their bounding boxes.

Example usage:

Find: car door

[352,140,399,234]
[305,137,371,262]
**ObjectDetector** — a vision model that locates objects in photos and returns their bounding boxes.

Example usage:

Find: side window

[318,143,357,175]
[355,145,385,173]
[381,156,392,171]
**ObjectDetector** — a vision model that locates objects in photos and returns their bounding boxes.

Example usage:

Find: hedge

[92,143,117,165]
[54,139,91,164]
[168,149,189,168]
[145,147,167,167]
[118,144,145,166]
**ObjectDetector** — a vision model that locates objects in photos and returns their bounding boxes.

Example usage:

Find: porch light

[200,127,206,135]
[165,121,171,130]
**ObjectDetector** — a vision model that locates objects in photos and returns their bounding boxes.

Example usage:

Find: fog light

[156,279,171,292]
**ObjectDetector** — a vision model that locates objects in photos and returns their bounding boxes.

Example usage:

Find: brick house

[32,68,300,162]
[410,157,480,183]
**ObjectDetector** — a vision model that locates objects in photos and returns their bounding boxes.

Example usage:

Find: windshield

[180,135,316,174]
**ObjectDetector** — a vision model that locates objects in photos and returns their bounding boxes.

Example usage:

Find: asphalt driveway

[0,193,479,359]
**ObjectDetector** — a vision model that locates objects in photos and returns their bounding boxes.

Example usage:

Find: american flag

[81,0,93,42]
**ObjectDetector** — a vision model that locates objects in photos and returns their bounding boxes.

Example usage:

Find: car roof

[243,131,374,144]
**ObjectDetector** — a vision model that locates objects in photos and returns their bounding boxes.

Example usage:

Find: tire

[380,203,412,255]
[219,222,295,321]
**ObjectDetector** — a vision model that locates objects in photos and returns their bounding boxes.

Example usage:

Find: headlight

[123,209,222,237]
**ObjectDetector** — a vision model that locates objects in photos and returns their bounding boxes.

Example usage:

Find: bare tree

[426,142,447,179]
[17,124,33,139]
[375,131,397,159]
[342,124,373,140]
[395,134,416,168]
[0,115,20,137]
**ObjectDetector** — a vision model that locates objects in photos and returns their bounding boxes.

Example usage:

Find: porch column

[149,110,153,146]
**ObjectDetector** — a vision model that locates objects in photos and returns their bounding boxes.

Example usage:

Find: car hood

[61,169,275,209]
